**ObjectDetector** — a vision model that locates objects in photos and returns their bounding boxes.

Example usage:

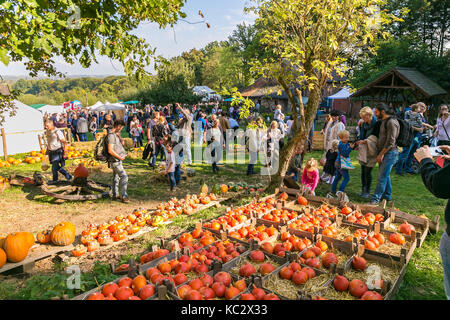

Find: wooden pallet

[0,243,75,274]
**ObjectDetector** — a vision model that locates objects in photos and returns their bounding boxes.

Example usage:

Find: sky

[0,0,257,78]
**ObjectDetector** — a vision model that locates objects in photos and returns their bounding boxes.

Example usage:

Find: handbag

[340,156,355,170]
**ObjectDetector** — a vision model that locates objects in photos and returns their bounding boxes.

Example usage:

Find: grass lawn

[0,134,447,299]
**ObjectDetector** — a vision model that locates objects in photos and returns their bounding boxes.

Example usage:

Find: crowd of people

[318,102,450,205]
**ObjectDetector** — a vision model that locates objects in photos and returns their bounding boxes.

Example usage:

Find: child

[321,140,339,184]
[302,158,319,195]
[130,124,140,148]
[162,142,176,191]
[329,130,355,198]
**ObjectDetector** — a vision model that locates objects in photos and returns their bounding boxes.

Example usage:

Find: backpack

[386,116,415,148]
[94,134,109,162]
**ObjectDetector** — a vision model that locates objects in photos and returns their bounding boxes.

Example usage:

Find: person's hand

[376,154,384,164]
[414,146,432,163]
[439,145,450,160]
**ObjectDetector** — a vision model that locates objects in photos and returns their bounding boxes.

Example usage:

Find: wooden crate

[280,187,439,233]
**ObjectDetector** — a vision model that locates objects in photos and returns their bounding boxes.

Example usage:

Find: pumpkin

[72,245,87,257]
[0,248,6,268]
[220,185,229,193]
[74,164,89,178]
[37,230,52,244]
[51,222,76,246]
[17,232,35,248]
[3,232,32,263]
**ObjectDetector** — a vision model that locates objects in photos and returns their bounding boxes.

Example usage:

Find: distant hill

[3,74,124,82]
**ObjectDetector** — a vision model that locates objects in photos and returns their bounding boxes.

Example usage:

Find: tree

[244,0,393,191]
[0,0,188,124]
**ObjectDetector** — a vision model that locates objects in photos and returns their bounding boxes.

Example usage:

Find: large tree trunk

[266,86,323,193]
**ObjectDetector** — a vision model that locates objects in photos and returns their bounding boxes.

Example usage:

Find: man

[107,120,129,203]
[44,120,72,182]
[414,145,450,299]
[175,104,193,166]
[77,114,89,142]
[70,113,79,142]
[370,103,400,205]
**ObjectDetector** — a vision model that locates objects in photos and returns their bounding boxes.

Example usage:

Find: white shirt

[165,150,175,173]
[46,129,65,151]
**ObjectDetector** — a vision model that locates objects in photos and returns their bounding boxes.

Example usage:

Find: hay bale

[123,138,133,149]
[71,141,97,151]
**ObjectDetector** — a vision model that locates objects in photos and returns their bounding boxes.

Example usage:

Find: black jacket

[419,158,450,235]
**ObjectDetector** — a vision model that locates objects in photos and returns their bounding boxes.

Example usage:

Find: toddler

[302,158,319,195]
[321,140,339,185]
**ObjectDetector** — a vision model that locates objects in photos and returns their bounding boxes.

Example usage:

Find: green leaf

[0,48,10,65]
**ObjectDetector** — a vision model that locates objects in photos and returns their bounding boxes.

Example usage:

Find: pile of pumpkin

[72,209,155,257]
[0,150,46,167]
[0,222,76,268]
[153,193,218,217]
[0,176,10,189]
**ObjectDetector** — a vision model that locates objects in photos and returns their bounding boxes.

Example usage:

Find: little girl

[302,158,320,195]
[130,124,140,148]
[321,140,339,185]
[330,130,355,198]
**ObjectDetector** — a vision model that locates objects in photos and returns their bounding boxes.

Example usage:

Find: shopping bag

[41,155,50,171]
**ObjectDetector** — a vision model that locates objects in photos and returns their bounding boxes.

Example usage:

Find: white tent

[38,104,65,115]
[0,100,44,156]
[91,103,126,112]
[328,87,351,100]
[88,101,104,110]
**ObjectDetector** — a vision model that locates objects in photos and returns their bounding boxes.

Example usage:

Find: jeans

[78,133,87,142]
[138,134,143,147]
[372,149,398,202]
[247,151,258,175]
[439,232,450,300]
[183,136,192,165]
[331,169,350,193]
[395,135,420,174]
[174,165,181,185]
[50,150,71,182]
[151,144,165,167]
[111,161,128,198]
[167,172,176,190]
[361,165,373,193]
[92,131,97,141]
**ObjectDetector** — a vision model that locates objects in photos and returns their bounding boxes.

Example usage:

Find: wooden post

[1,128,7,161]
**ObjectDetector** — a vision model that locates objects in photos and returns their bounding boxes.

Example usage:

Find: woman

[89,116,98,141]
[435,104,450,146]
[322,110,345,165]
[356,107,378,199]
[208,120,222,173]
[151,116,169,168]
[264,121,283,168]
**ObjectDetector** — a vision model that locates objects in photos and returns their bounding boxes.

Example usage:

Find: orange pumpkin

[297,196,308,206]
[36,230,51,244]
[51,222,76,246]
[220,185,229,193]
[16,232,35,248]
[74,164,89,178]
[3,232,32,263]
[0,248,6,268]
[72,245,87,257]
